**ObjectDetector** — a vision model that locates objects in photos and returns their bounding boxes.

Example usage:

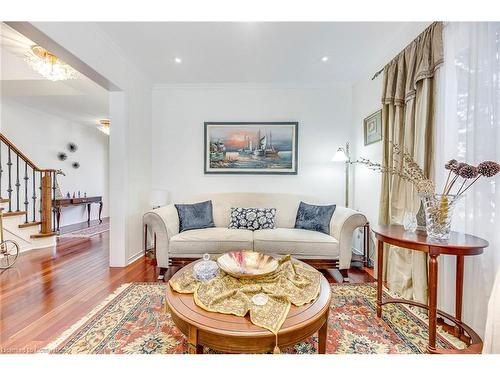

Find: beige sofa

[143,192,368,276]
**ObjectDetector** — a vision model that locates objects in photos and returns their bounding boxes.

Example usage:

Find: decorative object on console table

[373,224,488,354]
[363,109,382,146]
[204,122,298,175]
[356,145,499,239]
[53,195,103,232]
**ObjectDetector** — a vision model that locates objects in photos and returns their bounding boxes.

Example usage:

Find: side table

[373,225,488,354]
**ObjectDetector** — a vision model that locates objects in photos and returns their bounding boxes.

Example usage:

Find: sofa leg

[158,267,168,281]
[339,269,349,283]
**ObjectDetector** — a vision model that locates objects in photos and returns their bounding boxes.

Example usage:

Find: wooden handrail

[1,132,59,233]
[0,133,57,172]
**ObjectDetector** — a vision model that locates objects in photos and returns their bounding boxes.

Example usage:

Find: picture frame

[204,122,298,175]
[364,109,382,146]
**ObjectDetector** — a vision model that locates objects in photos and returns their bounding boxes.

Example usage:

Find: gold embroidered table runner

[169,255,321,334]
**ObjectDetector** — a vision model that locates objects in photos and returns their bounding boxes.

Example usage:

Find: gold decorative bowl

[217,251,278,279]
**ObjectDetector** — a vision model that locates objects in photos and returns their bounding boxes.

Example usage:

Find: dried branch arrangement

[357,143,500,197]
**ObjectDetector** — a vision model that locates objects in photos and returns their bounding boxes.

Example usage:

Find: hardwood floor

[0,225,374,353]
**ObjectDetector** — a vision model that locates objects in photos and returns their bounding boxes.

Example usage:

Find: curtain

[435,22,500,342]
[379,22,443,303]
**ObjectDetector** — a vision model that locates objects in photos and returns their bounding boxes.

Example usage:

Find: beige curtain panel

[379,22,443,303]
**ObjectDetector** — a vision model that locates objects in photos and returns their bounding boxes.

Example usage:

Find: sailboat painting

[204,122,298,174]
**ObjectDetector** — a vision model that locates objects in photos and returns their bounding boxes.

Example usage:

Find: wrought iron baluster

[24,162,29,223]
[32,168,37,222]
[7,146,12,212]
[15,154,20,211]
[52,172,56,231]
[39,171,42,217]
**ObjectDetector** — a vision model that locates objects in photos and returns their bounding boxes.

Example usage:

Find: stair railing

[0,133,59,234]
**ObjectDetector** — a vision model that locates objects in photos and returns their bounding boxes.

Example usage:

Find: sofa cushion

[229,207,277,230]
[294,201,336,235]
[253,228,339,258]
[175,200,215,232]
[170,228,253,255]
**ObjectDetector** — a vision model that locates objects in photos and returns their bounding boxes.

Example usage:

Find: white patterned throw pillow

[229,207,276,230]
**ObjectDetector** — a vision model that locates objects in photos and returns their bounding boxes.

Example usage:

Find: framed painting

[364,109,382,146]
[204,122,298,175]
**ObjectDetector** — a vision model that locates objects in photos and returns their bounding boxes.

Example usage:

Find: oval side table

[373,225,488,354]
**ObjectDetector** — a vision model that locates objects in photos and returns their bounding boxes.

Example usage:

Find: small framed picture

[364,109,382,146]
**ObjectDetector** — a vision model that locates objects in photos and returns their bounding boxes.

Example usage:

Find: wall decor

[204,122,298,175]
[363,109,382,146]
[67,142,78,152]
[57,152,67,161]
[72,161,80,169]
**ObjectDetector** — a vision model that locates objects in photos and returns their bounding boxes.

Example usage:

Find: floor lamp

[332,142,372,269]
[331,142,352,207]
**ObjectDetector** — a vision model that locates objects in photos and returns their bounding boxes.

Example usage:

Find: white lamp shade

[150,189,169,208]
[331,148,349,162]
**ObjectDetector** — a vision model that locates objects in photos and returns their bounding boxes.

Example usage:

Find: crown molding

[152,82,350,91]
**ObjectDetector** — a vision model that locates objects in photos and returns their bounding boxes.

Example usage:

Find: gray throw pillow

[294,201,336,235]
[228,207,276,230]
[175,200,215,232]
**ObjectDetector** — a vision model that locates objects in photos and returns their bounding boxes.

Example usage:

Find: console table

[373,225,488,354]
[53,196,103,231]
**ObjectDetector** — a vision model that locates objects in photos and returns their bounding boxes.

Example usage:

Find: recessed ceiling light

[174,57,182,64]
[321,56,329,62]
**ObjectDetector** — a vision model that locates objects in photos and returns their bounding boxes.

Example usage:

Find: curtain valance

[382,22,444,106]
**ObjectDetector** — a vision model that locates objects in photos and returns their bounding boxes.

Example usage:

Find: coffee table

[165,259,332,354]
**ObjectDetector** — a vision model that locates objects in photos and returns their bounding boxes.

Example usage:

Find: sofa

[143,192,368,278]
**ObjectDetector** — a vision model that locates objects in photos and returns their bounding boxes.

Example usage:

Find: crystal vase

[419,194,461,240]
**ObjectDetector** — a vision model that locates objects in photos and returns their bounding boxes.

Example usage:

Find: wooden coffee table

[165,259,332,354]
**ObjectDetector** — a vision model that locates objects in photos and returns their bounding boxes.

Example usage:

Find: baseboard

[127,250,144,265]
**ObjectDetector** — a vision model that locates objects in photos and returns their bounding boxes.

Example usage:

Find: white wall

[31,22,153,266]
[1,98,109,226]
[152,84,352,204]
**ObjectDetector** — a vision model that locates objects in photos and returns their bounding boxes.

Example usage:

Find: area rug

[59,223,109,238]
[42,282,465,354]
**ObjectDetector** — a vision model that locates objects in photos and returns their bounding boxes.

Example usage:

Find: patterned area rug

[43,282,464,354]
[59,223,109,238]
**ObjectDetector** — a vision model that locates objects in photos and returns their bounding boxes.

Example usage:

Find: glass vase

[402,211,418,232]
[419,194,461,240]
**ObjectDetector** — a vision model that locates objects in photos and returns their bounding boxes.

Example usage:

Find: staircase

[0,133,58,252]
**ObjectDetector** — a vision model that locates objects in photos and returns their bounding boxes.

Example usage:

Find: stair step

[0,198,9,203]
[30,231,57,239]
[3,210,27,218]
[19,221,42,228]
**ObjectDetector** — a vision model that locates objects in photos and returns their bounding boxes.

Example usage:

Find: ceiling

[98,22,430,85]
[0,23,108,127]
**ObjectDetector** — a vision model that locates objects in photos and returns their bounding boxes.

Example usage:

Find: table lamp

[150,189,169,209]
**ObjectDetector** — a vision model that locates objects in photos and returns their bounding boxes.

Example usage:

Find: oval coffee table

[165,259,332,354]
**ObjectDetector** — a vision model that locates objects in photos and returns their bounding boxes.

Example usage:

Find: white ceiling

[98,22,430,85]
[0,23,108,127]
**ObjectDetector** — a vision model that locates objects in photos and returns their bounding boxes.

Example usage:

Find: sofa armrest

[330,207,368,270]
[142,204,179,268]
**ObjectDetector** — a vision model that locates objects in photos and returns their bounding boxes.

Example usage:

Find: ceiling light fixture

[174,57,182,64]
[321,56,329,62]
[97,119,110,135]
[24,45,78,81]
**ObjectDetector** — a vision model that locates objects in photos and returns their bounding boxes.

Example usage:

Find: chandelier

[24,45,77,81]
[97,119,110,135]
